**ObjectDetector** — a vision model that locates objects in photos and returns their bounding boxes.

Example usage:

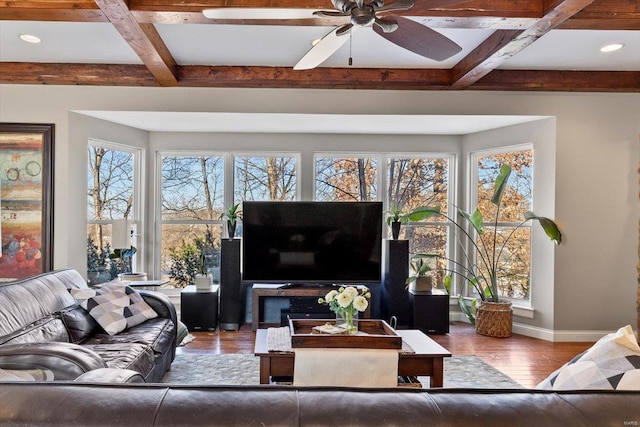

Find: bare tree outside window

[315,157,378,201]
[475,149,533,300]
[87,145,135,281]
[161,155,225,283]
[388,157,450,284]
[234,156,297,202]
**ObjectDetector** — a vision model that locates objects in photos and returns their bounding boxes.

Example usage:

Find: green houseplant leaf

[524,211,562,244]
[459,208,484,235]
[491,163,512,206]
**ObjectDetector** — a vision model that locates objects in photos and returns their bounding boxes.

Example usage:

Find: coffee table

[253,328,451,387]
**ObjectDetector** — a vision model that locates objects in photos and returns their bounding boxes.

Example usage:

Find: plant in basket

[318,286,371,335]
[410,163,562,337]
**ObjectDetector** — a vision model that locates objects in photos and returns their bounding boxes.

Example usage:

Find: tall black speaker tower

[219,238,242,331]
[381,239,410,327]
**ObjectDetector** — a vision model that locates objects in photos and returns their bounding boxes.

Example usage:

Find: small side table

[409,289,450,334]
[181,285,219,331]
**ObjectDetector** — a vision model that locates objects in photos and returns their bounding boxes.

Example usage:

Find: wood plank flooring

[178,322,594,388]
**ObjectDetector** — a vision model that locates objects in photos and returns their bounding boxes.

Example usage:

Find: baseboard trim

[449,312,616,342]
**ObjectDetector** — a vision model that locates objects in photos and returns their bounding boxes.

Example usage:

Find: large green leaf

[406,205,441,222]
[524,211,562,244]
[491,163,512,206]
[458,294,475,325]
[459,208,484,235]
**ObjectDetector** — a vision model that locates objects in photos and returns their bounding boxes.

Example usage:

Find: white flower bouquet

[318,286,371,334]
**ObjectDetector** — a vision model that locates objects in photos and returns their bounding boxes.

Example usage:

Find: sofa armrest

[138,290,177,327]
[0,342,107,380]
[75,368,145,383]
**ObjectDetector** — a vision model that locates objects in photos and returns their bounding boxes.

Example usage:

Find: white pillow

[70,281,157,336]
[537,325,640,390]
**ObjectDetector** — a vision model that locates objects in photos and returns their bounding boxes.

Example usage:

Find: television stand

[251,283,371,331]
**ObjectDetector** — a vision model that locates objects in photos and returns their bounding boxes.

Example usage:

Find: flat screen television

[242,201,382,284]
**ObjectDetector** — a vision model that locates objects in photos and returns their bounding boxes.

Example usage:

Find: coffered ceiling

[0,0,638,91]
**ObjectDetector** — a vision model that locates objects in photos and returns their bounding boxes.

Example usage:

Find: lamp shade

[111,219,131,249]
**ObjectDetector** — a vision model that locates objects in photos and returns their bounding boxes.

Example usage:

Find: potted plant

[385,204,439,240]
[412,164,562,337]
[194,250,213,290]
[86,237,112,285]
[405,255,434,293]
[220,203,242,240]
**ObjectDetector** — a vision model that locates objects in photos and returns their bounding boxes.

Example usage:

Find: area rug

[161,353,523,388]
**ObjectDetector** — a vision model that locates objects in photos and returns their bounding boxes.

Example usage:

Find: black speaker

[219,238,242,330]
[381,239,410,327]
[409,291,450,334]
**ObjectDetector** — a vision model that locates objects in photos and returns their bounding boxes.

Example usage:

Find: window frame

[468,143,535,305]
[87,138,143,273]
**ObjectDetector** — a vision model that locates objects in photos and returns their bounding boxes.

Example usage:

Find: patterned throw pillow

[70,281,158,336]
[537,325,640,390]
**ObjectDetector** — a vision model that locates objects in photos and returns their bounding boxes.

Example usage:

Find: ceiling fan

[203,0,465,70]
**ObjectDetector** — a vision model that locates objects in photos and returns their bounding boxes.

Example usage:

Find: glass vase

[336,310,359,335]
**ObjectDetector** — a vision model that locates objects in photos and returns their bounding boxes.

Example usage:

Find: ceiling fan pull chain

[349,32,353,66]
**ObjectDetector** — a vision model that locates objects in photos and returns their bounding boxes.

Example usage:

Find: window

[387,156,452,285]
[87,141,140,282]
[234,155,298,202]
[472,147,534,301]
[315,155,378,201]
[160,154,225,283]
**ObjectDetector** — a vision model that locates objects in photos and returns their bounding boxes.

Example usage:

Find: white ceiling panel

[155,23,493,69]
[500,29,640,71]
[0,21,143,64]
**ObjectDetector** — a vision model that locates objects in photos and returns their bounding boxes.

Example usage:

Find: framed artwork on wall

[0,123,54,281]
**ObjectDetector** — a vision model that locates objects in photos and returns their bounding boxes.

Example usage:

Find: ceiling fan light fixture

[600,43,624,53]
[19,34,41,44]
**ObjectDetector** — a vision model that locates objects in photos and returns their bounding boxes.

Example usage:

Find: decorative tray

[289,319,402,349]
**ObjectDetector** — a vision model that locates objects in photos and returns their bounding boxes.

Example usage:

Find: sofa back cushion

[0,269,88,345]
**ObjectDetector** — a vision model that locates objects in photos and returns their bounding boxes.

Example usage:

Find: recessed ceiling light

[19,34,41,44]
[600,43,624,53]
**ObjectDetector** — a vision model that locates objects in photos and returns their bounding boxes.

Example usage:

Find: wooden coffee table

[254,328,451,387]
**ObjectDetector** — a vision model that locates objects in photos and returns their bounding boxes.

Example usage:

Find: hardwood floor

[177,322,594,388]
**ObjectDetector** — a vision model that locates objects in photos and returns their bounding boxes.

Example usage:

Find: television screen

[242,201,382,283]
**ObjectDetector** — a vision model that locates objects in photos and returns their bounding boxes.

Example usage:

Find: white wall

[1,84,638,339]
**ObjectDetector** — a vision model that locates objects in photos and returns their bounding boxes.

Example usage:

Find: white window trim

[88,138,143,272]
[468,143,535,306]
[155,150,228,279]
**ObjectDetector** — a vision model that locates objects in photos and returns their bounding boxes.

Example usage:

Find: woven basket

[475,301,513,338]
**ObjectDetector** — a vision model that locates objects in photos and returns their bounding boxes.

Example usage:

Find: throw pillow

[537,325,640,390]
[59,304,100,344]
[70,281,158,336]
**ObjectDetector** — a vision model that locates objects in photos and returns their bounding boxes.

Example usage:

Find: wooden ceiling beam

[1,62,637,92]
[178,66,453,90]
[473,70,640,92]
[1,0,636,30]
[450,0,596,89]
[0,62,159,86]
[93,0,178,86]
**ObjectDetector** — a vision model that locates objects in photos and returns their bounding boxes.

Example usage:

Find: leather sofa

[0,383,638,426]
[0,269,177,382]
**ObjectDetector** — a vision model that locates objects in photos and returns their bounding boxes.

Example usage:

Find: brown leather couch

[0,269,177,382]
[0,383,638,426]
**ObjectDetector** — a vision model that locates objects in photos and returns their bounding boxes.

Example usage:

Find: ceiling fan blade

[374,17,399,33]
[376,0,469,13]
[203,8,315,20]
[373,16,462,61]
[293,25,352,70]
[313,10,349,18]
